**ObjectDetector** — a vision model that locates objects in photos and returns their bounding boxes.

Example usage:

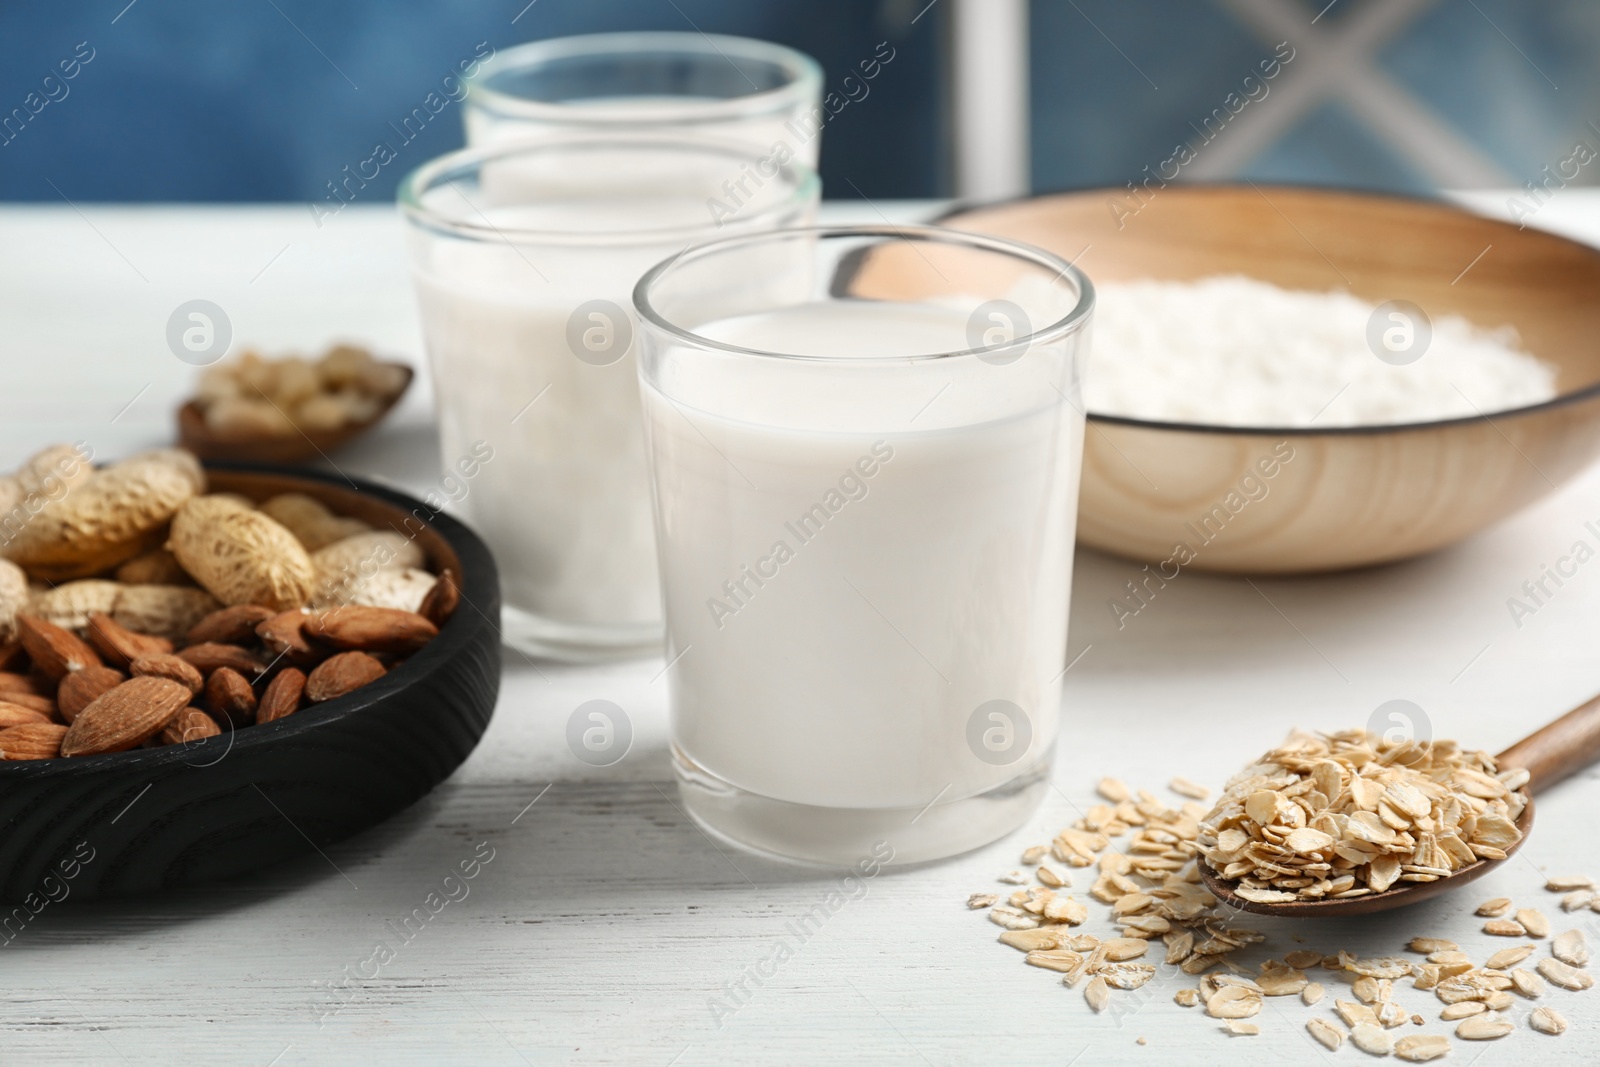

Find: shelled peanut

[192,344,408,437]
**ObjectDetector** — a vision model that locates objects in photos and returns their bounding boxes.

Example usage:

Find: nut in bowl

[177,344,414,465]
[0,447,498,902]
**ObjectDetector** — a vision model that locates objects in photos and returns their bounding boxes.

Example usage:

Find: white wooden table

[2,196,1598,1065]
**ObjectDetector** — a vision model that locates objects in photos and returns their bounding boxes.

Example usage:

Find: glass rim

[396,134,820,246]
[465,32,824,126]
[632,224,1096,363]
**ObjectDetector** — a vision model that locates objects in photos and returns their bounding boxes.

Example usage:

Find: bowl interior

[937,185,1600,405]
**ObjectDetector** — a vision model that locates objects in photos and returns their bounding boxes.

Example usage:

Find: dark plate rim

[0,462,499,779]
[935,181,1600,438]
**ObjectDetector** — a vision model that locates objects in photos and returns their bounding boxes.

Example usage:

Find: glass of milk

[633,225,1094,864]
[464,32,823,166]
[399,137,818,660]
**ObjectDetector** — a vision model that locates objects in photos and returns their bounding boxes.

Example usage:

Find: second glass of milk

[634,226,1093,864]
[400,137,818,660]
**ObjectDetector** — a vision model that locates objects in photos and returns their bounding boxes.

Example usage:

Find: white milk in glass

[416,203,681,632]
[643,301,1083,811]
[408,146,814,657]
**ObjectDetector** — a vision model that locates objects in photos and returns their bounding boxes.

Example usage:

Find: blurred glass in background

[0,0,1592,203]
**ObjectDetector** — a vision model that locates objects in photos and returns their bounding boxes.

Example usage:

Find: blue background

[0,0,1592,202]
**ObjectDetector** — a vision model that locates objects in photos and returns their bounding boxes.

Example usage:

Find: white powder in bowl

[1082,275,1557,427]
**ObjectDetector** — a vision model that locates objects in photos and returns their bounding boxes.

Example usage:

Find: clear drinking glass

[399,137,818,661]
[633,225,1094,864]
[464,32,824,165]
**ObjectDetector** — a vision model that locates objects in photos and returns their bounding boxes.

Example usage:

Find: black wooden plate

[0,465,500,903]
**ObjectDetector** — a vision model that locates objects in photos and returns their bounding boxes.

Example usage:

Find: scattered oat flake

[987,905,1038,931]
[1510,968,1545,999]
[1485,944,1535,970]
[998,869,1028,885]
[1407,937,1457,954]
[1349,956,1413,979]
[1440,1002,1485,1020]
[1350,1021,1393,1056]
[1483,919,1526,936]
[1301,982,1325,1006]
[1021,844,1047,864]
[1174,988,1200,1007]
[1285,949,1324,969]
[1545,875,1594,891]
[966,892,999,909]
[1560,889,1595,911]
[1169,776,1209,800]
[1225,1020,1260,1036]
[1529,1006,1568,1035]
[1084,975,1111,1013]
[1206,986,1263,1020]
[1553,928,1589,967]
[1097,777,1130,803]
[1515,907,1550,938]
[1394,1034,1451,1062]
[1376,1001,1409,1029]
[1536,957,1593,990]
[1476,897,1513,917]
[1307,1018,1346,1051]
[1036,864,1068,888]
[1457,1012,1515,1040]
[1336,1000,1379,1028]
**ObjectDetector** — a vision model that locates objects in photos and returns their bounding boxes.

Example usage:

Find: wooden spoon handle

[1497,692,1600,793]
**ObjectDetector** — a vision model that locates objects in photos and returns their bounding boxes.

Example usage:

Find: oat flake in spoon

[1196,730,1527,905]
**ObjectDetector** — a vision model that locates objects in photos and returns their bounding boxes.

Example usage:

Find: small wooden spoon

[1200,693,1600,918]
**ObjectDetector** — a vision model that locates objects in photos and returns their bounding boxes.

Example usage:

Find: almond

[418,568,460,628]
[129,652,205,695]
[15,614,101,679]
[205,666,257,728]
[57,664,127,723]
[0,640,26,671]
[158,707,221,746]
[305,651,385,702]
[185,604,274,647]
[59,676,190,756]
[257,667,306,724]
[0,671,47,697]
[178,642,267,677]
[85,612,173,669]
[256,610,319,666]
[0,702,52,728]
[0,691,54,716]
[0,722,69,759]
[305,606,437,656]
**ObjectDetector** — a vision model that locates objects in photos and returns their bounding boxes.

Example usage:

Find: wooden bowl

[930,186,1600,572]
[0,465,500,903]
[176,363,414,464]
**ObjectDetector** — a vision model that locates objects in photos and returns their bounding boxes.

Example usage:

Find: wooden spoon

[1200,693,1600,918]
[176,363,413,465]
